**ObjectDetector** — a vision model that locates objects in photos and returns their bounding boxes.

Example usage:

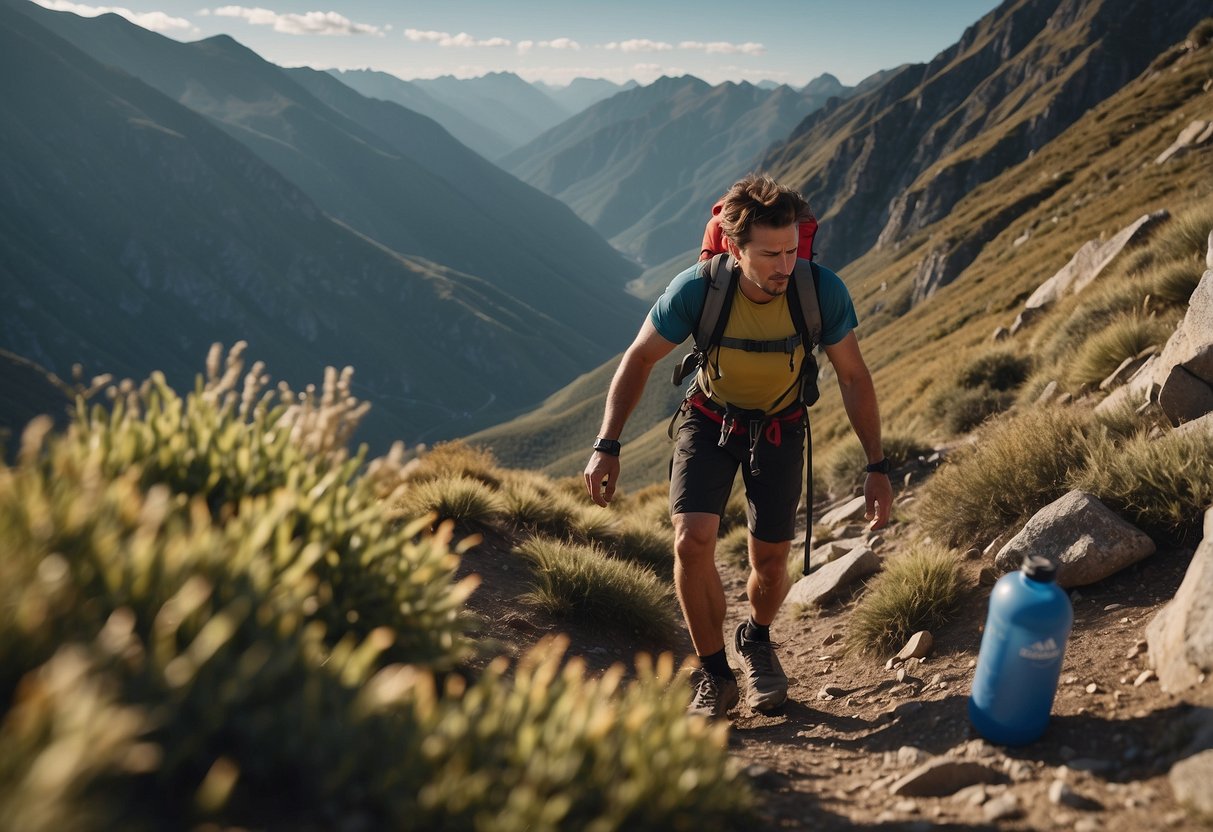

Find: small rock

[1075,819,1100,832]
[885,657,903,670]
[896,668,908,683]
[1104,603,1124,611]
[744,764,783,789]
[822,632,841,646]
[889,758,1001,797]
[1134,669,1157,687]
[897,631,934,660]
[964,547,982,560]
[1049,779,1102,810]
[952,784,989,806]
[897,746,930,768]
[978,567,998,586]
[1007,760,1033,782]
[1126,640,1148,659]
[982,793,1021,821]
[893,799,918,813]
[1063,675,1079,685]
[1085,682,1100,694]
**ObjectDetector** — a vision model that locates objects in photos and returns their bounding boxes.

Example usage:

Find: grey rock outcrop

[1154,264,1213,426]
[1155,119,1213,164]
[1146,506,1213,693]
[995,491,1155,587]
[1024,211,1169,311]
[786,546,880,607]
[820,495,869,527]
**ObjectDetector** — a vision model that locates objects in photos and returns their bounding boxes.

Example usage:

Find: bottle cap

[1021,555,1058,582]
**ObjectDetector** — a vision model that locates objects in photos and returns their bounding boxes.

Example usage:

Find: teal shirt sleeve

[814,264,860,346]
[648,263,704,345]
[647,260,859,346]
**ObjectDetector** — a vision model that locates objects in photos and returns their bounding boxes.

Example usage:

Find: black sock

[744,617,770,643]
[698,648,732,679]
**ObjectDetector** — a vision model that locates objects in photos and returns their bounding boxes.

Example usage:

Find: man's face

[728,223,799,302]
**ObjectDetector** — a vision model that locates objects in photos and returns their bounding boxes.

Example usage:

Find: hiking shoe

[734,622,788,712]
[687,667,739,719]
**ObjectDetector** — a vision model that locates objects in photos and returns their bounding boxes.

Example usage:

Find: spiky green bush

[516,538,677,643]
[1150,258,1205,306]
[1066,312,1173,388]
[845,543,963,655]
[916,407,1094,548]
[956,349,1032,392]
[1070,428,1213,542]
[498,475,581,534]
[395,474,507,532]
[0,359,751,831]
[612,520,675,579]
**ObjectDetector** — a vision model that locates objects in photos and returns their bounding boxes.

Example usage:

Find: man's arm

[822,332,892,529]
[583,319,679,506]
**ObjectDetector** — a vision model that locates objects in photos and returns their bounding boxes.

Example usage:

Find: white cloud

[604,38,673,53]
[33,0,190,31]
[405,28,513,48]
[209,6,383,36]
[678,40,765,55]
[517,37,580,54]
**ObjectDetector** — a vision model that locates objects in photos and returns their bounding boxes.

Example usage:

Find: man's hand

[584,452,620,507]
[865,472,893,530]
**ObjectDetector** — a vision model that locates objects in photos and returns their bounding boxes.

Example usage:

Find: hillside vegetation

[0,350,751,831]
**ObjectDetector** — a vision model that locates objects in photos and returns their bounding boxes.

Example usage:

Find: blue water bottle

[968,555,1072,745]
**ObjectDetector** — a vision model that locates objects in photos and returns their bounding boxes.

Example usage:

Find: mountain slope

[326,68,513,160]
[504,76,855,265]
[470,14,1213,484]
[762,0,1211,270]
[0,1,641,448]
[410,72,573,156]
[533,77,637,115]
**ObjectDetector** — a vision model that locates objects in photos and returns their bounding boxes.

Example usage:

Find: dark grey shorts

[669,407,805,543]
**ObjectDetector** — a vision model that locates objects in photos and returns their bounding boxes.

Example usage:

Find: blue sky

[33,0,1005,86]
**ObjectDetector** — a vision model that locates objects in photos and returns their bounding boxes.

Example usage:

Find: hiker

[583,174,891,719]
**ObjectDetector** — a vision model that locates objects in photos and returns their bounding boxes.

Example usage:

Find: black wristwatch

[865,457,891,474]
[593,437,622,456]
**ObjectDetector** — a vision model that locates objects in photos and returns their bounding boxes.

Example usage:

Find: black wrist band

[865,457,890,474]
[593,437,622,456]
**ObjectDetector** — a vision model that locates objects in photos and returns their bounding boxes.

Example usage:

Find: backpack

[672,206,825,576]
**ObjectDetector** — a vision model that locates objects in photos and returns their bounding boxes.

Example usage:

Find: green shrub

[516,538,677,643]
[568,503,622,545]
[1035,280,1147,369]
[1066,313,1173,388]
[956,349,1032,392]
[932,386,1016,435]
[612,520,675,579]
[845,543,963,656]
[405,440,503,489]
[395,474,507,532]
[499,475,580,534]
[1070,429,1213,542]
[1,366,751,831]
[916,407,1094,548]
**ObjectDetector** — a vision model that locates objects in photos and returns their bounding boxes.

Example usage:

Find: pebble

[982,793,1020,821]
[897,746,929,768]
[893,799,918,813]
[1085,682,1100,694]
[1103,603,1123,611]
[1126,640,1148,659]
[963,547,982,560]
[1134,669,1157,687]
[1074,819,1100,832]
[952,784,988,806]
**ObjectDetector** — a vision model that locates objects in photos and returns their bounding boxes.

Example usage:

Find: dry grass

[405,440,503,489]
[1065,312,1174,388]
[820,432,934,497]
[916,407,1094,549]
[393,474,506,531]
[516,537,677,642]
[844,542,964,656]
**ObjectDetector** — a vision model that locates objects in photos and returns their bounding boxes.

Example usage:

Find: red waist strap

[686,392,803,447]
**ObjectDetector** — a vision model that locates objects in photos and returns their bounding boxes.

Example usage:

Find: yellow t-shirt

[697,283,805,414]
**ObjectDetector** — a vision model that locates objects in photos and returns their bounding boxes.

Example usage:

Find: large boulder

[1154,265,1213,426]
[1023,211,1169,311]
[995,491,1155,588]
[1146,506,1213,694]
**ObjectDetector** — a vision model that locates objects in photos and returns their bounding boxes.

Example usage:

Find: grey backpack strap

[787,259,822,350]
[694,253,737,353]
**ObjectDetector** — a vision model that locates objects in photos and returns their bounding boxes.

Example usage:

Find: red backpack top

[698,199,819,261]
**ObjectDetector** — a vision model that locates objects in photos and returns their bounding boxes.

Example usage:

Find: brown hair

[717,174,808,249]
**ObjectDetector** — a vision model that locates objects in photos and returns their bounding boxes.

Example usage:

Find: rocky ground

[460,465,1213,831]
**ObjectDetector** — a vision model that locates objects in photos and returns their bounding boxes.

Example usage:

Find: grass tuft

[718,525,751,571]
[821,431,935,497]
[611,520,675,579]
[1066,312,1173,388]
[845,542,964,656]
[916,407,1094,549]
[394,474,505,530]
[516,537,677,642]
[1070,428,1213,542]
[404,440,503,489]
